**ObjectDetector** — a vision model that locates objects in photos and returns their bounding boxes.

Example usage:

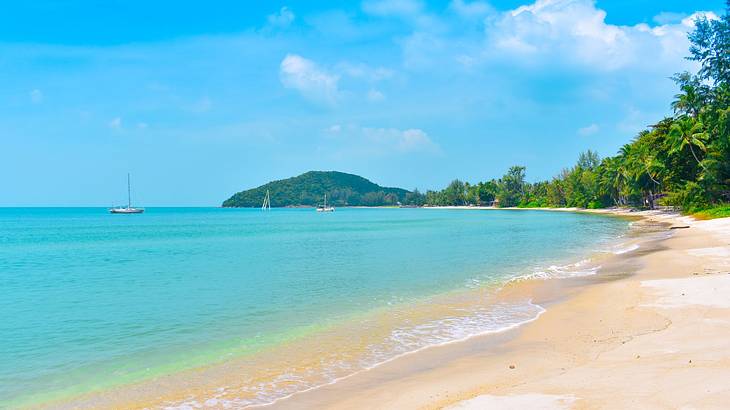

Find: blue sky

[1,0,724,206]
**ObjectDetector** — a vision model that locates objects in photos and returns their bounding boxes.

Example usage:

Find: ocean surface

[0,207,631,407]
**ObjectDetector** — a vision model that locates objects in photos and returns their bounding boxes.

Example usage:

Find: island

[222,171,425,207]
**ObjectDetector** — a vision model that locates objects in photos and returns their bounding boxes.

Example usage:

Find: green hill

[222,171,423,207]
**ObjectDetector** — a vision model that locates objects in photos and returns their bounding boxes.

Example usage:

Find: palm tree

[668,116,709,169]
[600,157,627,206]
[671,76,707,117]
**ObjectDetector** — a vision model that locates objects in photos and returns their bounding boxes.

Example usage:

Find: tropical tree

[668,116,709,169]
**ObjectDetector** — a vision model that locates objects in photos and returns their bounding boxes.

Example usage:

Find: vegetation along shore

[224,11,729,219]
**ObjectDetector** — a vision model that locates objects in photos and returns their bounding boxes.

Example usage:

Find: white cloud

[362,127,437,152]
[578,123,599,136]
[653,11,687,25]
[325,124,439,155]
[362,0,423,17]
[109,117,122,130]
[280,54,340,104]
[336,62,394,81]
[449,0,493,18]
[482,0,719,72]
[367,89,386,101]
[29,89,43,103]
[268,6,295,27]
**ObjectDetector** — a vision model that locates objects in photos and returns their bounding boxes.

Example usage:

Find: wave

[164,300,545,409]
[611,243,640,254]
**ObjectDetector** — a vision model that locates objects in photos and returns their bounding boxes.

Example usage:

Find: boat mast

[127,173,132,209]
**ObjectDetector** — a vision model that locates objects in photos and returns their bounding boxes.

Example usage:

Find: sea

[0,207,632,408]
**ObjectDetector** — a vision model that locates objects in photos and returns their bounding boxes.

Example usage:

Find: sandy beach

[38,208,730,409]
[268,209,730,409]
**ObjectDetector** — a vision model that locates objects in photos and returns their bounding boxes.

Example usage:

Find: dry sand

[269,211,730,409]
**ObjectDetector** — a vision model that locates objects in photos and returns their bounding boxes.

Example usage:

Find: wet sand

[269,210,730,409]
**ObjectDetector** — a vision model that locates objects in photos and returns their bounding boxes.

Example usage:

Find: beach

[268,210,730,409]
[1,208,629,408]
[6,208,729,409]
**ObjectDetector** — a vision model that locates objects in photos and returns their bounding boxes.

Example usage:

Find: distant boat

[316,193,335,212]
[110,173,144,214]
[262,189,271,210]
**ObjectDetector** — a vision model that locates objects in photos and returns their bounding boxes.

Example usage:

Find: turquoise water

[0,208,629,406]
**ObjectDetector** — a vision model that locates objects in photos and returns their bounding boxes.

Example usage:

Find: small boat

[262,189,271,210]
[110,173,144,214]
[316,193,335,212]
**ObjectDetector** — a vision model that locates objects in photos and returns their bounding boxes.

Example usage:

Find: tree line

[422,9,730,214]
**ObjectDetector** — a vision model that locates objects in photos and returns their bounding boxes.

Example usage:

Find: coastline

[268,209,730,409]
[32,208,729,409]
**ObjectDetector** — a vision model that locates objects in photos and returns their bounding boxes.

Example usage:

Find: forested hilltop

[424,9,730,218]
[222,171,423,207]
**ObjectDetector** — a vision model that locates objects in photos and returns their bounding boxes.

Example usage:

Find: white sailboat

[262,189,271,210]
[110,173,144,214]
[316,193,335,212]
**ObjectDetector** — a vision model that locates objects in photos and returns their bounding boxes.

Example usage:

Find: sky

[0,0,725,206]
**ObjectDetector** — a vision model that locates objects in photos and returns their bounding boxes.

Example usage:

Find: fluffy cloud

[362,126,437,152]
[325,124,438,154]
[268,6,295,27]
[280,54,340,104]
[484,0,718,71]
[653,11,687,25]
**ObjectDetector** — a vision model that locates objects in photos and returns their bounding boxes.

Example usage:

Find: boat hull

[109,208,145,214]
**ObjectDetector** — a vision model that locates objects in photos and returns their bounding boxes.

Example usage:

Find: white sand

[445,393,575,410]
[641,274,730,309]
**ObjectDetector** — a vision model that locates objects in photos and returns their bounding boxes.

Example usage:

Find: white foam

[511,259,600,283]
[164,301,546,409]
[612,243,639,254]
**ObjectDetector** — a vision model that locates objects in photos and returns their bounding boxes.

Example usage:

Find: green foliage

[422,8,730,216]
[222,171,423,207]
[663,181,710,212]
[226,9,730,216]
[692,204,730,219]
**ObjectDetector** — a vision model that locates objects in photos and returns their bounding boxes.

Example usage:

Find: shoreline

[29,208,726,409]
[267,209,730,409]
[31,208,634,409]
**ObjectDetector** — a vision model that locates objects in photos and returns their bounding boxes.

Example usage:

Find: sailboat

[262,190,271,210]
[316,193,335,212]
[110,173,144,214]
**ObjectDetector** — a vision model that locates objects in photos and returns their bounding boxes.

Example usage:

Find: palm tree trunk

[688,143,707,171]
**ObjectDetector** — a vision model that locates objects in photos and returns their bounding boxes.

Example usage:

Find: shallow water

[0,208,629,407]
